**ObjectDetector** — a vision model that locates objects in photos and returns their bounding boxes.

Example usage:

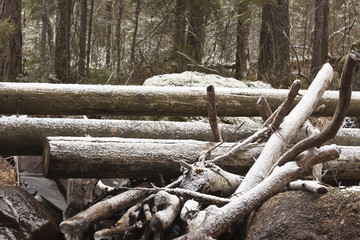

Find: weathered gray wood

[1,82,360,117]
[2,117,360,156]
[43,137,360,181]
[0,117,255,155]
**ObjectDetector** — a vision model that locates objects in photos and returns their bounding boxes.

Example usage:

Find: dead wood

[180,162,243,197]
[270,42,359,171]
[256,96,272,121]
[2,82,360,117]
[175,145,340,240]
[150,191,182,233]
[59,182,150,239]
[287,180,328,194]
[206,85,222,142]
[234,64,334,196]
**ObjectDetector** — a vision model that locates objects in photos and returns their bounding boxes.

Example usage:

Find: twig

[207,85,222,142]
[177,51,221,74]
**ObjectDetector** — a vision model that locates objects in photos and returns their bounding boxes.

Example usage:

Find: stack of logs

[0,42,359,239]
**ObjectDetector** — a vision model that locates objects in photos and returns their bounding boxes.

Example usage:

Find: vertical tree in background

[186,0,208,64]
[116,0,124,84]
[105,0,112,67]
[0,0,22,82]
[55,0,73,83]
[86,0,94,73]
[173,0,186,72]
[235,0,250,80]
[130,0,141,65]
[258,0,290,88]
[78,0,87,81]
[310,0,329,79]
[40,0,55,78]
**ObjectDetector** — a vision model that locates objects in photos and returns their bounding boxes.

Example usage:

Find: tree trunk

[43,136,360,181]
[321,0,329,64]
[78,0,87,81]
[115,0,124,84]
[55,0,73,83]
[186,0,208,64]
[41,0,55,78]
[258,0,290,88]
[130,0,140,64]
[0,117,254,156]
[235,1,250,80]
[0,0,22,82]
[310,0,325,79]
[173,0,187,72]
[1,82,360,117]
[105,0,112,67]
[86,0,94,74]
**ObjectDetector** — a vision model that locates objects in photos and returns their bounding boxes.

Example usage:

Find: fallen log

[43,137,360,181]
[1,82,360,117]
[0,117,254,155]
[2,117,360,156]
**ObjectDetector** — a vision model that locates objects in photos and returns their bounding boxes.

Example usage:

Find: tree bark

[105,0,112,67]
[1,83,360,117]
[235,1,250,80]
[0,117,255,156]
[86,0,94,73]
[173,0,187,72]
[1,117,359,156]
[130,0,140,64]
[41,0,55,78]
[78,0,87,81]
[186,0,209,64]
[0,0,22,82]
[258,0,290,88]
[310,0,326,79]
[42,137,360,181]
[55,0,73,83]
[115,0,124,84]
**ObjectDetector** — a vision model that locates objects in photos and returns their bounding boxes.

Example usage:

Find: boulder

[0,186,63,240]
[245,187,360,240]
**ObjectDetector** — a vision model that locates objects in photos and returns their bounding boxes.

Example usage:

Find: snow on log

[1,82,360,117]
[0,117,255,155]
[43,137,360,181]
[2,116,360,156]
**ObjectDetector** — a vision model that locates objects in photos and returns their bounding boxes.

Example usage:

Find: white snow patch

[144,71,249,88]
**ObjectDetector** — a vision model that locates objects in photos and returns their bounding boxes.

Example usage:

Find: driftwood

[2,82,360,117]
[287,180,328,194]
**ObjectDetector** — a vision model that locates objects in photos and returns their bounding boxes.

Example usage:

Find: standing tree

[310,0,329,79]
[185,0,209,64]
[235,0,251,80]
[55,0,73,83]
[258,0,290,88]
[115,0,125,84]
[0,0,22,82]
[78,0,87,82]
[105,0,113,67]
[172,0,187,72]
[130,0,141,65]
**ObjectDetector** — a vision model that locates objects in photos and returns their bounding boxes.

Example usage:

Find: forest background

[0,0,359,89]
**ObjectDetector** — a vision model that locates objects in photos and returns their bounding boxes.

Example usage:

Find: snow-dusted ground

[144,71,272,89]
[144,71,270,127]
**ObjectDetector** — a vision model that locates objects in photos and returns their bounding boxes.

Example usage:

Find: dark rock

[0,186,64,240]
[245,187,360,240]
